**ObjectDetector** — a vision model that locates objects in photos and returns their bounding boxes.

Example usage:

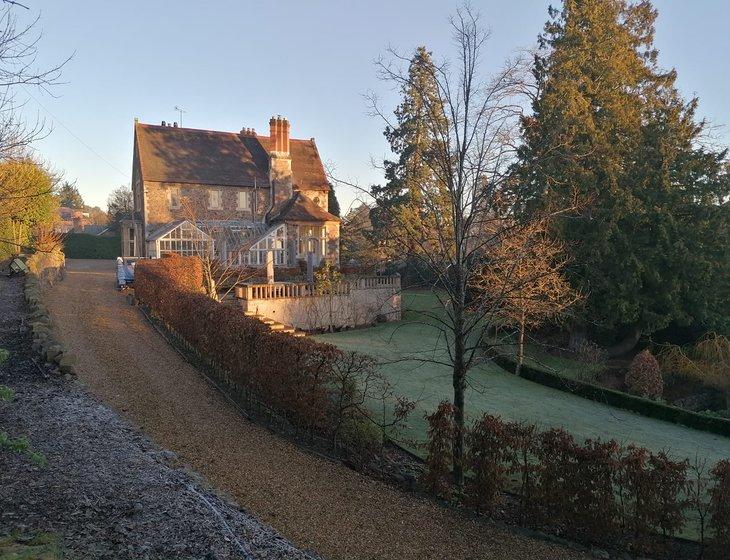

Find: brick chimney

[269,115,293,206]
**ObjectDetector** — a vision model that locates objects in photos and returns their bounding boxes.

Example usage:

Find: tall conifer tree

[370,46,449,262]
[517,0,729,349]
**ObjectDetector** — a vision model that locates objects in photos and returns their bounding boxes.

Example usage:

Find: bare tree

[106,185,133,226]
[0,3,69,255]
[0,3,69,161]
[179,198,260,301]
[472,218,580,376]
[334,5,578,490]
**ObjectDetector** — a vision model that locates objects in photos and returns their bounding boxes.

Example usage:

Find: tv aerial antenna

[174,105,187,127]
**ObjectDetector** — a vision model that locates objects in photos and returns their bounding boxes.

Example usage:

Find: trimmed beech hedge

[424,405,730,556]
[63,233,120,259]
[492,355,730,437]
[134,255,376,448]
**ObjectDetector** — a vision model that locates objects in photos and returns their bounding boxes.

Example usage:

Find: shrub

[616,445,688,554]
[575,339,607,380]
[709,460,730,558]
[531,428,576,528]
[658,334,730,408]
[465,414,512,512]
[625,349,663,399]
[563,439,621,542]
[336,416,382,466]
[505,421,537,515]
[421,401,454,500]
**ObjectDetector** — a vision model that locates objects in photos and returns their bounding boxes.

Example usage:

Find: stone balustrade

[235,275,402,331]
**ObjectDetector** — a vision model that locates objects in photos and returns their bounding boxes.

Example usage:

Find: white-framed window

[169,186,181,209]
[298,225,327,257]
[208,189,223,209]
[237,225,286,266]
[157,222,210,257]
[128,227,136,256]
[237,190,250,211]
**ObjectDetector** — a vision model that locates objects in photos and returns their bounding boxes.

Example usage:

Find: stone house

[123,116,340,267]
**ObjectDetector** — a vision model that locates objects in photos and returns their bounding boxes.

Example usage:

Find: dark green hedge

[492,355,730,437]
[63,233,120,259]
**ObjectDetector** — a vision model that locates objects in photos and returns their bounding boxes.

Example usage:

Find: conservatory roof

[146,220,210,242]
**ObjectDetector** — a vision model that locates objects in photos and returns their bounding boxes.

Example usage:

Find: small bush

[616,445,688,554]
[465,414,512,512]
[531,428,577,528]
[576,339,607,369]
[336,416,382,465]
[421,401,454,500]
[709,460,730,558]
[625,350,663,400]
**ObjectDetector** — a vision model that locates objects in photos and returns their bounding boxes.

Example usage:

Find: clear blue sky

[16,0,730,212]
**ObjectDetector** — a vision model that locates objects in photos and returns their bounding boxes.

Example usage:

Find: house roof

[135,122,329,191]
[269,192,340,223]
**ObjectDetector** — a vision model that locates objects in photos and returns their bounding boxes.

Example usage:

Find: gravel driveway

[43,259,590,560]
[0,269,314,560]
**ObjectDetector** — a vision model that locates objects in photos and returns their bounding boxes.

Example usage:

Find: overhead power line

[21,85,131,180]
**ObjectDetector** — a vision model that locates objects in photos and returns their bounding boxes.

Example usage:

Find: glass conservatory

[148,221,212,258]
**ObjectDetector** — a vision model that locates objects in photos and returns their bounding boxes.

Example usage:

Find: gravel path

[41,259,591,560]
[0,270,315,559]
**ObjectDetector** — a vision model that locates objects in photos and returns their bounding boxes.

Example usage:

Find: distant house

[56,207,111,236]
[55,207,90,234]
[124,116,340,267]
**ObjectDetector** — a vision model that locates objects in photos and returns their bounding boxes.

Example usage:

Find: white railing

[235,275,400,301]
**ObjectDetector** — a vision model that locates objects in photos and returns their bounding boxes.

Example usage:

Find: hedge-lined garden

[63,233,120,259]
[133,254,393,460]
[492,355,730,437]
[423,402,730,558]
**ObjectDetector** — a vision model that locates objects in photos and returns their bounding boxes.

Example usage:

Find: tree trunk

[605,326,642,358]
[516,314,525,377]
[451,281,466,494]
[568,323,587,353]
[452,349,466,494]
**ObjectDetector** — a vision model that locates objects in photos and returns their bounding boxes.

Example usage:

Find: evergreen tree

[517,0,729,349]
[370,46,449,261]
[57,181,84,208]
[327,183,341,217]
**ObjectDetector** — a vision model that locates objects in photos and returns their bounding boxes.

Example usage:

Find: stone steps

[243,310,306,337]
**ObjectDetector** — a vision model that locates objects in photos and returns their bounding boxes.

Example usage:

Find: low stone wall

[24,251,78,376]
[236,276,401,331]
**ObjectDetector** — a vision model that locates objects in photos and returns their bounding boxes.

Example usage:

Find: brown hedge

[134,255,371,439]
[422,409,727,554]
